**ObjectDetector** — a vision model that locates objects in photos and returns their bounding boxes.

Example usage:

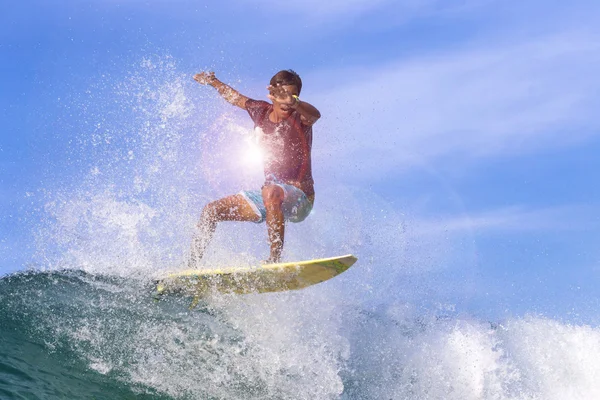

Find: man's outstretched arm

[194,72,249,109]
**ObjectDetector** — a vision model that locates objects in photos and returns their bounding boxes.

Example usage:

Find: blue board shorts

[240,180,313,224]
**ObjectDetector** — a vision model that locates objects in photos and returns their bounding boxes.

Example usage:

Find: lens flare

[242,137,264,168]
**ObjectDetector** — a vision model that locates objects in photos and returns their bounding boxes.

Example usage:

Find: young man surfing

[191,70,320,264]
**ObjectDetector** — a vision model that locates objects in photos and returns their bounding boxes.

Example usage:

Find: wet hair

[270,70,302,94]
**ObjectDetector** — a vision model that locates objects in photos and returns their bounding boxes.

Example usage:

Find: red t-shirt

[245,99,314,198]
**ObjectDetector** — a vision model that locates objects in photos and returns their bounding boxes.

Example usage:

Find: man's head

[270,70,302,95]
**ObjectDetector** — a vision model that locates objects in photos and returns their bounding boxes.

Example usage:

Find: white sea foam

[125,291,348,399]
[343,309,600,400]
[42,284,600,400]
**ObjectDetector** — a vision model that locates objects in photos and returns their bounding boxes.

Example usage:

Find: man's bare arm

[194,72,249,109]
[294,100,321,126]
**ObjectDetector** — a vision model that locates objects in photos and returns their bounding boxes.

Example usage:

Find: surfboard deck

[155,254,357,299]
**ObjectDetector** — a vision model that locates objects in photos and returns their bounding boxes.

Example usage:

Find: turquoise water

[0,271,174,399]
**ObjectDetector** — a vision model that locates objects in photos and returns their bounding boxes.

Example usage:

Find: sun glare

[242,138,264,168]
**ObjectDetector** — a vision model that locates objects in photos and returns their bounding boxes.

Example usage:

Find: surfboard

[155,254,357,300]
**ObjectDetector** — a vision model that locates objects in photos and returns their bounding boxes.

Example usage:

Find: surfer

[190,70,321,264]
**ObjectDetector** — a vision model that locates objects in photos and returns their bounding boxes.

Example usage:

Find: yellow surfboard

[155,254,357,299]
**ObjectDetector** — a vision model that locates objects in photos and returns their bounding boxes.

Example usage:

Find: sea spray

[9,55,598,400]
[3,271,600,399]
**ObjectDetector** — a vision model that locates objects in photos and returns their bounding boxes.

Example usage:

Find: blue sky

[1,0,599,322]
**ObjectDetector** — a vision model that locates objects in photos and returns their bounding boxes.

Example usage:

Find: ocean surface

[1,267,599,399]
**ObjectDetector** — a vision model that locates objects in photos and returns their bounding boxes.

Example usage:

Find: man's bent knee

[262,185,284,210]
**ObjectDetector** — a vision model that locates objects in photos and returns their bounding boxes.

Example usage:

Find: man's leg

[190,194,260,267]
[262,185,285,263]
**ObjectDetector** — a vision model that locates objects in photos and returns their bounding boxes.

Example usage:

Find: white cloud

[412,204,599,238]
[241,0,489,25]
[243,0,397,19]
[308,30,600,179]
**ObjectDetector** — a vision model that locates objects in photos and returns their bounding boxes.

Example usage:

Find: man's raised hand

[194,71,217,85]
[267,85,297,107]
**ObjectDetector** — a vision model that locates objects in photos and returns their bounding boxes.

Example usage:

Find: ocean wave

[1,270,598,399]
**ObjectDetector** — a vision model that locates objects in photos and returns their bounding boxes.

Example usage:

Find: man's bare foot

[261,257,281,265]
